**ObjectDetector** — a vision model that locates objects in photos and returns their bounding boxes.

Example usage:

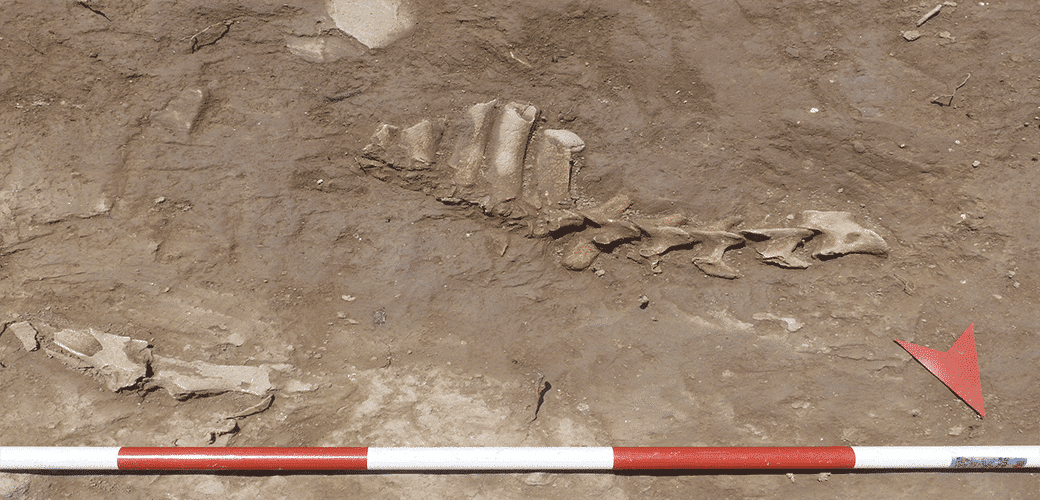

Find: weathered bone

[528,129,584,209]
[53,328,152,392]
[400,119,445,169]
[447,100,497,187]
[741,228,814,268]
[529,209,585,238]
[637,226,694,257]
[357,100,892,279]
[562,237,600,270]
[578,193,631,226]
[798,210,889,258]
[486,102,538,207]
[688,230,745,279]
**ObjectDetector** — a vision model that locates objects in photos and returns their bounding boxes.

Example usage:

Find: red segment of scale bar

[118,447,369,471]
[612,447,857,470]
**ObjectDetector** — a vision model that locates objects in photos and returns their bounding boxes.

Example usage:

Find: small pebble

[972,160,981,168]
[902,30,922,41]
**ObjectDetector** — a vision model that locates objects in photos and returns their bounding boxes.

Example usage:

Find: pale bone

[740,228,815,268]
[529,209,585,238]
[325,0,415,49]
[486,102,538,205]
[578,193,631,226]
[637,226,694,257]
[6,321,39,351]
[633,214,691,257]
[559,193,633,270]
[53,328,152,392]
[154,88,205,134]
[797,210,889,258]
[752,312,804,332]
[365,123,400,152]
[151,355,273,400]
[529,129,583,209]
[401,119,445,169]
[448,100,497,186]
[687,230,745,279]
[543,129,585,153]
[559,221,640,271]
[591,221,640,246]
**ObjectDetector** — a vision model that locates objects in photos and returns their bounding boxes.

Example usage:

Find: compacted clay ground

[2,0,1039,498]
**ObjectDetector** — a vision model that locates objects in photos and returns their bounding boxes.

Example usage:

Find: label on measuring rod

[950,457,1027,468]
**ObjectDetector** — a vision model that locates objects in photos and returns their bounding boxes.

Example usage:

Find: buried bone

[798,210,889,257]
[6,321,39,352]
[151,355,273,400]
[688,230,745,279]
[528,129,584,209]
[740,228,814,268]
[52,328,151,392]
[357,99,892,278]
[486,102,538,207]
[447,99,498,188]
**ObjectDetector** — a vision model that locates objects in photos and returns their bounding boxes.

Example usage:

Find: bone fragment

[637,226,694,257]
[590,221,641,246]
[154,88,205,134]
[529,209,585,238]
[6,321,39,352]
[561,237,600,271]
[752,312,804,332]
[687,230,745,279]
[401,119,445,169]
[53,328,152,392]
[447,100,497,186]
[152,355,273,400]
[916,4,942,27]
[741,228,815,268]
[798,211,888,258]
[579,193,631,226]
[529,129,584,209]
[486,102,538,206]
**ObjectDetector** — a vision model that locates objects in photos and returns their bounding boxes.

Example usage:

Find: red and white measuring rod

[2,447,1038,471]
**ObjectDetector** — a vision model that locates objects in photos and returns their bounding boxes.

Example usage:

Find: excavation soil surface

[2,0,1039,498]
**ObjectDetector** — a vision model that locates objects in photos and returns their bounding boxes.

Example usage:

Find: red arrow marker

[896,323,984,417]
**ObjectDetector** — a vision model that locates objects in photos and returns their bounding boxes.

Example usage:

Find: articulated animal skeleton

[357,100,888,278]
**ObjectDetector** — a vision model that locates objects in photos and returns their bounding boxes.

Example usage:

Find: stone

[53,328,151,392]
[6,321,38,352]
[326,0,416,49]
[901,30,922,41]
[798,210,888,258]
[151,355,273,400]
[740,228,815,268]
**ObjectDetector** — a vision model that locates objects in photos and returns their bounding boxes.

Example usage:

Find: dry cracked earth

[1,0,1039,498]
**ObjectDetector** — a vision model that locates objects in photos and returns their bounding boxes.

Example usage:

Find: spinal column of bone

[358,100,889,278]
